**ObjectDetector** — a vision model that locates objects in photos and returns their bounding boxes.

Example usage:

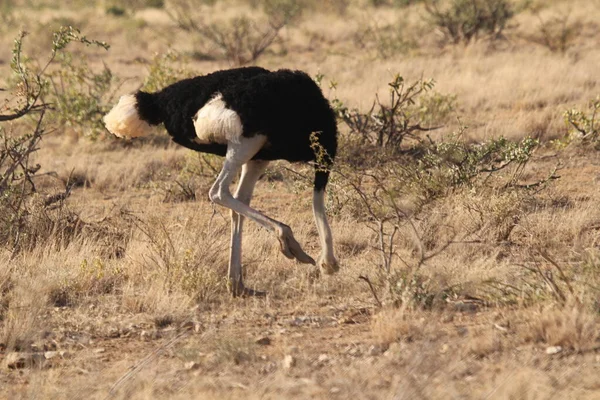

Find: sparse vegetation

[334,74,437,150]
[354,17,418,58]
[525,12,580,53]
[425,0,515,44]
[329,128,543,308]
[167,0,302,65]
[141,50,192,93]
[0,27,110,252]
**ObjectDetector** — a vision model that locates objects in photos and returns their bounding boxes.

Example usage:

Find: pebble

[545,346,563,355]
[384,342,402,357]
[283,354,295,370]
[184,361,200,370]
[44,351,59,360]
[256,337,272,346]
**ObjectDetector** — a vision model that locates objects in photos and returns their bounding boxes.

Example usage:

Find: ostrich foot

[277,224,315,265]
[230,280,267,298]
[318,257,339,275]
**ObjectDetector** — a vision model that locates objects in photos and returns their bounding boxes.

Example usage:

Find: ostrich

[103,67,339,296]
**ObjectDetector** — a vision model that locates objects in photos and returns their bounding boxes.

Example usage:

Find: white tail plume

[103,94,153,139]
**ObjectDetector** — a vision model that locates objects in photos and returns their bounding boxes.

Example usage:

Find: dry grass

[2,0,600,398]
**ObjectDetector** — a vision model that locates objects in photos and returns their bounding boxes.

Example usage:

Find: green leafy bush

[141,51,192,93]
[416,91,457,126]
[562,95,600,145]
[49,53,115,139]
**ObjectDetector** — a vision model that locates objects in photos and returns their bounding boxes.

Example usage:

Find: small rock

[384,342,402,357]
[347,347,360,356]
[184,361,200,370]
[140,330,161,340]
[456,326,469,337]
[317,354,329,363]
[44,351,59,360]
[204,353,218,364]
[441,314,454,323]
[283,354,295,370]
[546,346,562,355]
[330,387,341,394]
[256,337,272,346]
[233,351,250,365]
[341,316,358,324]
[368,345,386,356]
[108,328,120,338]
[93,348,106,354]
[454,302,479,312]
[260,361,277,374]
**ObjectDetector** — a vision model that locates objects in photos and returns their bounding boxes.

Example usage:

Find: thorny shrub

[354,16,418,59]
[311,130,544,309]
[0,27,115,253]
[330,74,443,150]
[168,0,302,65]
[344,133,549,308]
[105,0,164,15]
[309,73,553,308]
[425,0,515,44]
[524,12,580,54]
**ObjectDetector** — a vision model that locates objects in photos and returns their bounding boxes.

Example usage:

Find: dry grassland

[1,0,600,398]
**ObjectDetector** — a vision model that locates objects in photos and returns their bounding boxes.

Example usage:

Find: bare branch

[358,275,383,307]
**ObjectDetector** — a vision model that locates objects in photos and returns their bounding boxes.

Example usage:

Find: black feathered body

[134,67,338,168]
